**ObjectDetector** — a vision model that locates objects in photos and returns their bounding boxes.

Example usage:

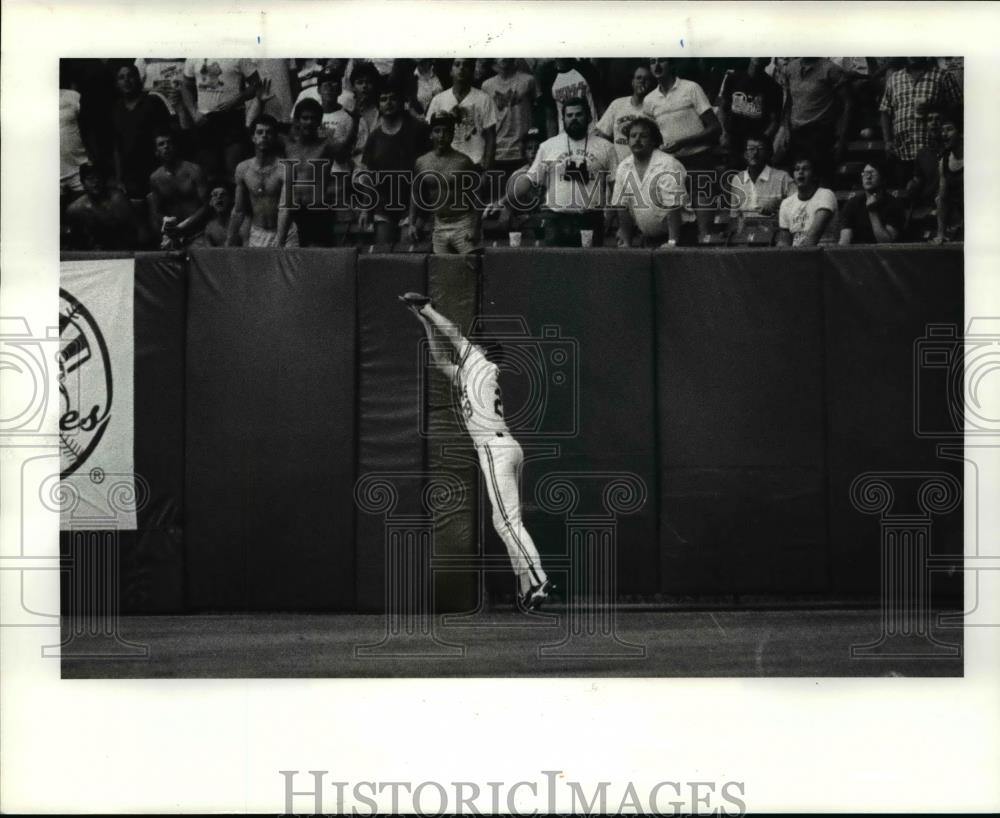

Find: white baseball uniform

[454,339,547,592]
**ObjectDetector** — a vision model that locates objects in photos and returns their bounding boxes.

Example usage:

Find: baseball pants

[477,437,547,593]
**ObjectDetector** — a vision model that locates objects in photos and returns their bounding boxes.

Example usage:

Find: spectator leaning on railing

[148,129,209,249]
[727,136,793,224]
[837,160,904,245]
[487,97,618,248]
[611,116,691,247]
[776,155,837,247]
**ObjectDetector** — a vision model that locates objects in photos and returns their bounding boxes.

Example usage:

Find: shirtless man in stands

[65,163,140,250]
[280,98,338,247]
[227,114,299,247]
[409,112,480,254]
[148,130,209,249]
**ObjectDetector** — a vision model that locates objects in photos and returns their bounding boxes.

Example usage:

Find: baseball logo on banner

[59,259,137,530]
[59,288,113,478]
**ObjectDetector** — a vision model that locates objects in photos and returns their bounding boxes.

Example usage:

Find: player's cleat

[523,579,555,611]
[397,292,432,309]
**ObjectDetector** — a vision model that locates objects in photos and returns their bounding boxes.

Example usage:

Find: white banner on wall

[59,259,136,530]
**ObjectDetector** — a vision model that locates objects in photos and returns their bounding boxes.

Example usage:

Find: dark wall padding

[129,252,188,609]
[482,249,660,596]
[133,253,187,532]
[823,246,963,594]
[355,254,428,612]
[185,249,357,610]
[428,254,480,611]
[655,249,829,594]
[63,245,965,611]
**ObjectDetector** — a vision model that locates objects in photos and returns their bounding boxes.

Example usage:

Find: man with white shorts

[399,292,554,610]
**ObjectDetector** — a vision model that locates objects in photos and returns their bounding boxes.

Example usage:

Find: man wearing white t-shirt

[643,58,722,240]
[612,117,691,247]
[59,69,90,198]
[550,58,598,135]
[488,98,618,247]
[596,64,655,161]
[135,58,190,127]
[481,59,540,188]
[776,156,838,247]
[426,58,498,170]
[181,58,261,180]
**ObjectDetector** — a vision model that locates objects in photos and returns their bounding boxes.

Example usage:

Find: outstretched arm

[419,304,468,357]
[410,307,459,380]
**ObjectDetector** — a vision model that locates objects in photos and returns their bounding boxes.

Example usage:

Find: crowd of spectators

[60,56,964,253]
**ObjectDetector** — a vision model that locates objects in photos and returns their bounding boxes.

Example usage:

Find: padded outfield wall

[59,246,963,613]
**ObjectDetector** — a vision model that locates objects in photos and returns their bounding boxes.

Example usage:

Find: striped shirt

[880,67,962,161]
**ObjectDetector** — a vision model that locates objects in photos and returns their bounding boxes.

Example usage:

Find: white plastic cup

[580,229,594,248]
[508,231,522,247]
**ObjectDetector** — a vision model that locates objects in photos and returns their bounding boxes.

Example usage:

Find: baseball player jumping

[400,292,554,611]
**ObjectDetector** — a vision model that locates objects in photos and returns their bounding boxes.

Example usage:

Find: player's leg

[479,441,547,594]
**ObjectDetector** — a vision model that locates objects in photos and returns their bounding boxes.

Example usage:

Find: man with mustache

[487,97,618,247]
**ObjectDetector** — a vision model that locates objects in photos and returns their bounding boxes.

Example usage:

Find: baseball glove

[397,292,432,308]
